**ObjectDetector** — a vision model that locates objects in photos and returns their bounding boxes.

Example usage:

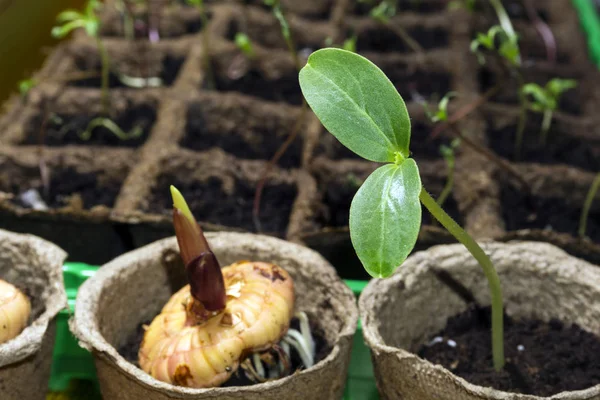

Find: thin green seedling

[300,48,505,371]
[470,25,520,67]
[448,0,476,12]
[343,34,358,53]
[235,33,256,60]
[579,173,600,239]
[520,78,577,146]
[369,0,424,55]
[18,79,37,101]
[253,0,308,232]
[53,116,143,142]
[423,92,530,193]
[52,0,110,115]
[437,139,461,208]
[186,0,214,89]
[263,0,300,70]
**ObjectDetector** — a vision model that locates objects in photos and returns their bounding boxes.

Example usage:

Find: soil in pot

[354,25,449,53]
[180,101,303,168]
[418,306,600,396]
[148,175,297,237]
[118,316,331,387]
[501,184,600,242]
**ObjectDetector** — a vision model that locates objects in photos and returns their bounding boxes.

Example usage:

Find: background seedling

[437,139,461,208]
[300,48,505,371]
[186,0,214,88]
[579,173,600,239]
[423,92,530,193]
[369,0,424,55]
[521,78,577,146]
[52,0,110,115]
[253,0,308,232]
[235,32,256,60]
[52,115,143,142]
[470,25,520,67]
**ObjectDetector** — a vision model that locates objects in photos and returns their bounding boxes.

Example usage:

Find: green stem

[79,117,143,141]
[539,109,553,146]
[96,37,110,115]
[437,159,454,208]
[579,173,600,238]
[489,0,516,40]
[199,2,214,89]
[419,188,505,371]
[272,4,300,71]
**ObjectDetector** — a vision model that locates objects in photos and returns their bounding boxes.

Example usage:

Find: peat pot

[360,241,600,400]
[72,232,358,400]
[0,229,67,400]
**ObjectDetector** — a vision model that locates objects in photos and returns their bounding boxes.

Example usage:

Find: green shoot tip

[170,185,196,225]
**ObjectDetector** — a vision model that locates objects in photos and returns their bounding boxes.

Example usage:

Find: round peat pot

[360,241,600,400]
[0,229,67,400]
[73,232,357,400]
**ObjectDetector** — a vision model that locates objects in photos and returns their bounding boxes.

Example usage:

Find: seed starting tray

[0,0,598,279]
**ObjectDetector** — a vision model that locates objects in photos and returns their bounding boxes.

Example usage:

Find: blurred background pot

[360,241,600,400]
[72,232,357,400]
[0,229,67,400]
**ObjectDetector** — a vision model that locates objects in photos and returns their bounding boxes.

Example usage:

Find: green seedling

[520,78,577,146]
[448,0,476,12]
[263,0,300,70]
[18,79,37,100]
[52,0,110,115]
[437,139,461,208]
[235,32,256,60]
[253,0,307,231]
[579,173,600,239]
[424,92,456,123]
[343,34,358,53]
[186,0,214,88]
[368,0,423,54]
[470,25,520,67]
[53,116,143,142]
[300,48,505,371]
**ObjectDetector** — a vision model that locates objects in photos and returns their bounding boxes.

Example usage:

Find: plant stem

[199,2,214,89]
[96,37,110,115]
[489,0,516,41]
[437,158,454,208]
[272,4,300,71]
[579,173,600,238]
[419,187,505,371]
[79,117,143,141]
[539,108,552,146]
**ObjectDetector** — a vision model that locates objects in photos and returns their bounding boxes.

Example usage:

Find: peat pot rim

[359,240,600,400]
[0,229,67,367]
[72,232,358,396]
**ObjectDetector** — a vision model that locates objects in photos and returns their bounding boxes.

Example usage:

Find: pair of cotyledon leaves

[299,48,423,278]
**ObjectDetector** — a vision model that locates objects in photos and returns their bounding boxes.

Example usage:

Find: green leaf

[349,160,422,278]
[299,48,411,163]
[546,78,577,98]
[56,10,83,24]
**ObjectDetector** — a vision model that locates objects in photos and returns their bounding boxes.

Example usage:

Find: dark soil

[356,26,449,53]
[383,64,452,99]
[119,316,329,387]
[501,184,600,242]
[69,54,184,89]
[149,176,297,237]
[22,105,156,147]
[213,67,303,106]
[181,103,302,168]
[486,116,600,172]
[418,306,600,396]
[14,167,121,209]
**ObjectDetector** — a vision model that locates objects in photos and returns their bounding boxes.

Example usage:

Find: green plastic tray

[49,263,377,399]
[572,0,600,66]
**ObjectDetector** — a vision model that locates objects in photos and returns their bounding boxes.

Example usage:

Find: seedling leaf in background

[299,49,411,163]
